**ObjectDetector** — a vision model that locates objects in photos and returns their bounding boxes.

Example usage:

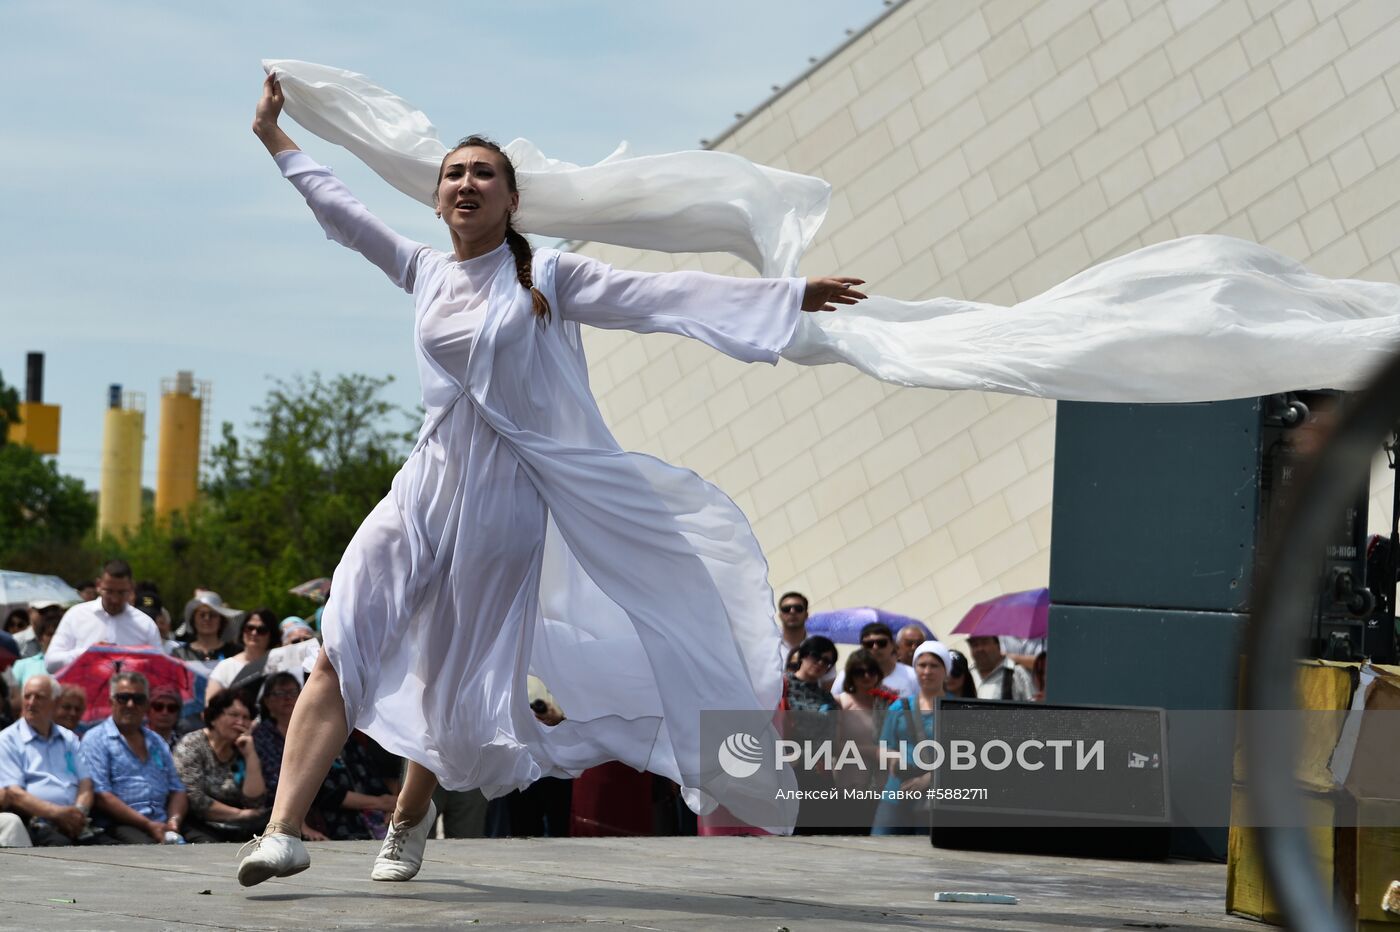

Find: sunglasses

[779,604,806,614]
[148,701,181,713]
[265,690,299,700]
[113,693,148,706]
[243,624,270,635]
[854,669,881,678]
[861,637,891,649]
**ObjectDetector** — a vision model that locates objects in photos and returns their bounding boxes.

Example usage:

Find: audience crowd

[1,565,1047,847]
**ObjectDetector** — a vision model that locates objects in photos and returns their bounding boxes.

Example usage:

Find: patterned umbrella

[804,607,933,645]
[952,588,1050,640]
[0,570,81,609]
[55,645,203,725]
[289,577,332,601]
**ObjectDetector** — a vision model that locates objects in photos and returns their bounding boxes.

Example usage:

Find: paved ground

[0,835,1263,931]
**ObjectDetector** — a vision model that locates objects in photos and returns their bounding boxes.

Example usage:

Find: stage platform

[1,835,1259,930]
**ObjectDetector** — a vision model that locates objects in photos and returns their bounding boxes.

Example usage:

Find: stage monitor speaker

[929,699,1171,860]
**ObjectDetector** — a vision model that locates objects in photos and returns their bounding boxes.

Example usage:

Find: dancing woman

[237,73,865,886]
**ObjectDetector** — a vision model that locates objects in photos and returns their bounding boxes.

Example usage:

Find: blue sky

[0,0,887,488]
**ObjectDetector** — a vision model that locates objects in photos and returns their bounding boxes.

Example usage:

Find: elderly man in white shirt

[0,675,95,846]
[45,560,161,673]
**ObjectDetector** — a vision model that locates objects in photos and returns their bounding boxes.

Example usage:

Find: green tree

[105,372,413,618]
[0,442,97,571]
[0,368,21,446]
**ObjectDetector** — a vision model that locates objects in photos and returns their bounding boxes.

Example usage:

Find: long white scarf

[264,59,1400,403]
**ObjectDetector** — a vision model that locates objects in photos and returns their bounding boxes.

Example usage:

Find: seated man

[81,671,189,844]
[0,675,96,846]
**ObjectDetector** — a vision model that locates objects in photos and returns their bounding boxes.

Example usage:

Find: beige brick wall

[576,0,1400,639]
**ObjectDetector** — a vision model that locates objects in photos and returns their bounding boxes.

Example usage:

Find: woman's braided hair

[437,135,551,320]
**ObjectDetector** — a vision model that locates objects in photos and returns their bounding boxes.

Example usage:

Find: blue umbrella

[804,607,933,645]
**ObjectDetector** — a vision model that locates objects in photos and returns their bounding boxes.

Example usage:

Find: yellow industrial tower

[6,353,61,454]
[98,386,144,538]
[156,371,210,520]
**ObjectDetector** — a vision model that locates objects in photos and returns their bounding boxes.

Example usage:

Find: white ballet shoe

[371,799,437,882]
[237,831,311,887]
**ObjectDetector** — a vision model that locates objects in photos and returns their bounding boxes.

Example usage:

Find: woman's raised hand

[803,276,868,312]
[253,72,285,137]
[252,73,299,156]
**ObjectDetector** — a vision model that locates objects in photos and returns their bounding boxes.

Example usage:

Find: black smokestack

[25,352,42,404]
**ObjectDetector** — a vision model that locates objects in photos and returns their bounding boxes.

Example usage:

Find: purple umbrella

[952,588,1049,640]
[804,607,932,645]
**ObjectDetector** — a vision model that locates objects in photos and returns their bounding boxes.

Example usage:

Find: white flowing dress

[276,150,803,826]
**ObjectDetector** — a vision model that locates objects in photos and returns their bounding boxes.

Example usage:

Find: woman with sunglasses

[3,608,28,636]
[783,636,840,834]
[944,649,977,699]
[783,636,838,713]
[173,596,240,677]
[173,691,269,843]
[145,685,186,749]
[832,649,898,832]
[836,649,899,714]
[206,610,282,704]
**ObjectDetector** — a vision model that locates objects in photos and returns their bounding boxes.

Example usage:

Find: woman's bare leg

[266,650,350,835]
[394,761,439,825]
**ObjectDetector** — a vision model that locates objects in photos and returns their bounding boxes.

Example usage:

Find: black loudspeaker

[1048,393,1372,860]
[929,700,1172,860]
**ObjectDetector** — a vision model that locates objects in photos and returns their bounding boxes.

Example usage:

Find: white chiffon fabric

[274,151,801,825]
[264,59,1400,402]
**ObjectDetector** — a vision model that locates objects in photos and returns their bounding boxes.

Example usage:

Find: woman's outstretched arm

[252,73,426,292]
[555,253,867,364]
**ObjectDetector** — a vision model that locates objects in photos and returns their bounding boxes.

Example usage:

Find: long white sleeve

[275,150,426,292]
[555,253,805,365]
[43,618,81,673]
[44,604,164,673]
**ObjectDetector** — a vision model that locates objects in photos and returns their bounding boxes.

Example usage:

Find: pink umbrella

[952,588,1050,640]
[56,645,200,725]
